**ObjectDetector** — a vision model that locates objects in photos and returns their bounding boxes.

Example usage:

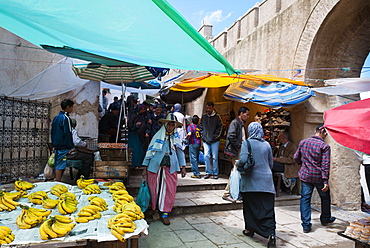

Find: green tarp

[0,0,235,74]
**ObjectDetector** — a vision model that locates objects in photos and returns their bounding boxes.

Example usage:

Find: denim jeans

[189,144,200,176]
[300,181,332,230]
[203,141,220,175]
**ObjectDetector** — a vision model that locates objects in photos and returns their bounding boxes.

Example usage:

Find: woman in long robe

[238,122,276,248]
[142,113,186,225]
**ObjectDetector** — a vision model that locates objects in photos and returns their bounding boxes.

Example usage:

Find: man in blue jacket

[51,99,74,182]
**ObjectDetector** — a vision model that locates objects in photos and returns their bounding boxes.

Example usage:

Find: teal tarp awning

[0,0,235,74]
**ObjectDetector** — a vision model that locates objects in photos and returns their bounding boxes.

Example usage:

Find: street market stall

[0,181,148,247]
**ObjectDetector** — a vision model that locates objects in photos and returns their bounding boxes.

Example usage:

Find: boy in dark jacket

[51,99,74,182]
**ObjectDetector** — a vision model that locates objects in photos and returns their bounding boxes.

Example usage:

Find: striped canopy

[223,80,314,108]
[72,64,156,84]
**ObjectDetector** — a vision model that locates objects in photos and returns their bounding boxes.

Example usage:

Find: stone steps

[127,172,300,217]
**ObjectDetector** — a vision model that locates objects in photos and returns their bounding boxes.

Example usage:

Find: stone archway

[295,0,370,209]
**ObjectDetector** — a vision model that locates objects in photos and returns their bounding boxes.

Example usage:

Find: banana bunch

[16,205,52,229]
[3,191,25,200]
[27,191,48,204]
[82,184,101,195]
[42,198,60,209]
[39,216,75,240]
[50,184,68,197]
[112,190,134,203]
[14,180,35,191]
[77,176,95,189]
[107,213,137,242]
[108,182,126,193]
[0,226,15,244]
[0,191,20,211]
[113,202,144,220]
[57,192,78,215]
[74,205,102,223]
[88,196,108,211]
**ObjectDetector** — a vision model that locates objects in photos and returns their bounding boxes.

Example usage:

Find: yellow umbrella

[170,73,308,92]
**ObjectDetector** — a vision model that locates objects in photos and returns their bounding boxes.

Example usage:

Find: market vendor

[142,113,186,225]
[67,118,94,180]
[98,106,119,142]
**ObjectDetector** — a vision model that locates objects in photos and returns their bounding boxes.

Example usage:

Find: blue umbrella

[224,81,314,108]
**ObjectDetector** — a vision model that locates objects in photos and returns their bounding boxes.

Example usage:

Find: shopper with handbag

[239,122,276,248]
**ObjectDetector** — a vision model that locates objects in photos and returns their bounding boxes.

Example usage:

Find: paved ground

[138,205,369,248]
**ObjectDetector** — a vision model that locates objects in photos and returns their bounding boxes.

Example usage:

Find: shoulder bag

[237,139,255,175]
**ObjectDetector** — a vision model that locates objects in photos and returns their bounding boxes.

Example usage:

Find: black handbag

[237,139,255,175]
[160,153,171,167]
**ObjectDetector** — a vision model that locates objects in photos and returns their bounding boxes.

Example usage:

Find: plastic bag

[47,153,55,168]
[199,151,205,165]
[229,162,241,200]
[135,180,151,212]
[44,164,55,179]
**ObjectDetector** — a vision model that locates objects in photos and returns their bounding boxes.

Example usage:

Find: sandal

[242,230,254,237]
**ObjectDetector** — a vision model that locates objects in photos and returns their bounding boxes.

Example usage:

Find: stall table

[338,231,370,248]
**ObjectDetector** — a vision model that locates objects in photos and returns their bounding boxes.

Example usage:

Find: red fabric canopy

[324,98,370,154]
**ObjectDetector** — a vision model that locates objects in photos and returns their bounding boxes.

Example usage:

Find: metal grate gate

[0,96,51,182]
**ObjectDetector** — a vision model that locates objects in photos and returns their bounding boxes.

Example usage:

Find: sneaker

[190,175,201,179]
[204,174,212,179]
[213,175,218,179]
[303,227,311,233]
[321,217,336,226]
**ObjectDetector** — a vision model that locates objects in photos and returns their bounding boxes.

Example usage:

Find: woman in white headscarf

[142,113,186,225]
[173,103,187,150]
[238,122,276,248]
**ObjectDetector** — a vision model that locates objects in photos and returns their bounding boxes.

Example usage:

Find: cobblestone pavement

[138,205,368,247]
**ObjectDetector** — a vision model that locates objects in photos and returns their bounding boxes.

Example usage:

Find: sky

[167,0,370,78]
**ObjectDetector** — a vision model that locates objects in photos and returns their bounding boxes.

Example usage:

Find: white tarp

[7,58,90,100]
[313,77,370,96]
[7,57,161,101]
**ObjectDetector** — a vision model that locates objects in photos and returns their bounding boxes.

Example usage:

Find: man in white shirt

[67,118,94,180]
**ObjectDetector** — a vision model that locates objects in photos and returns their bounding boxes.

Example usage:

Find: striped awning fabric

[72,64,156,84]
[223,81,314,108]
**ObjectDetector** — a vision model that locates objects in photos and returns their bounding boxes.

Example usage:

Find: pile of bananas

[111,189,139,214]
[50,184,68,197]
[4,191,25,200]
[74,205,102,223]
[108,182,126,193]
[0,226,15,244]
[0,191,20,211]
[16,205,52,229]
[39,215,75,240]
[27,191,48,204]
[14,180,35,191]
[82,184,101,195]
[88,196,108,211]
[58,192,78,215]
[42,198,60,209]
[107,213,137,242]
[77,177,95,189]
[120,202,145,220]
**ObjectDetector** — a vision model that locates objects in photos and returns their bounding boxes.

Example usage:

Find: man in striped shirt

[294,124,335,233]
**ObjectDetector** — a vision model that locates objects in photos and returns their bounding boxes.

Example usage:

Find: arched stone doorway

[299,0,370,209]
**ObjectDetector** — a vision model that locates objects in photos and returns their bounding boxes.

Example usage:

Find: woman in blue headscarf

[238,122,276,248]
